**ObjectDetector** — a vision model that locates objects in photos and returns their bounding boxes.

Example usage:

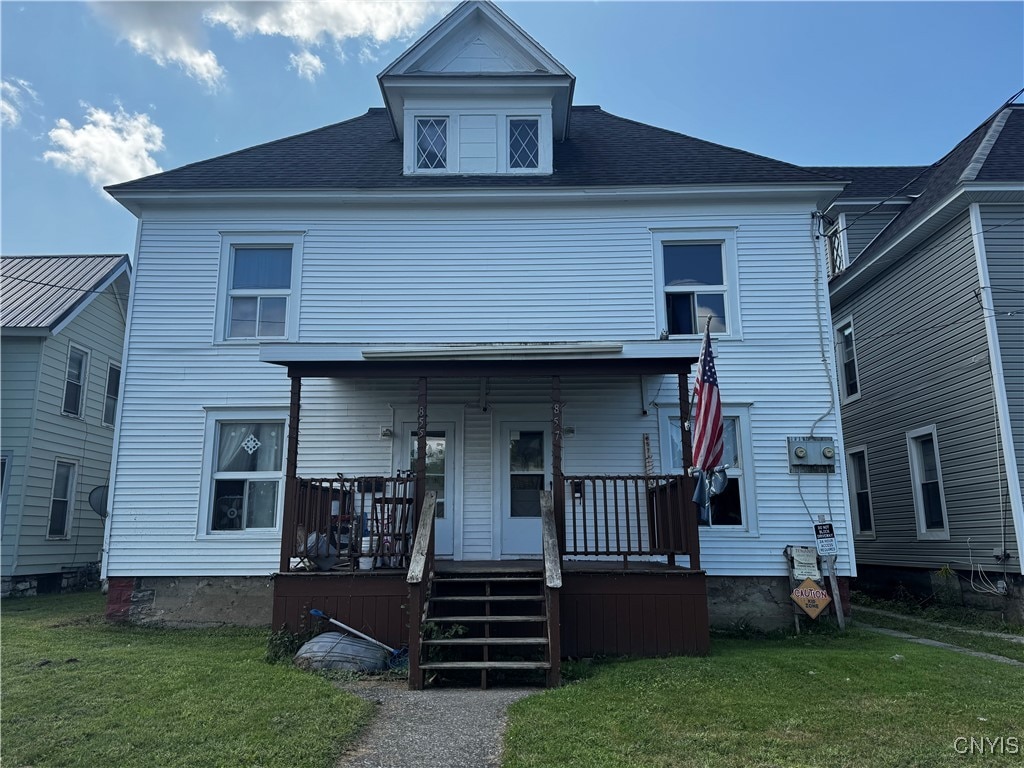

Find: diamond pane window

[416,118,447,170]
[509,119,539,169]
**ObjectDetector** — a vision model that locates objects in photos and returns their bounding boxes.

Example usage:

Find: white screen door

[499,421,550,557]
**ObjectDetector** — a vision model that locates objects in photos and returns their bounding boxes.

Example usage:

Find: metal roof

[1,254,129,330]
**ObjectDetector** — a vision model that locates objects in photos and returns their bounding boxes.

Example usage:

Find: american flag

[691,320,724,471]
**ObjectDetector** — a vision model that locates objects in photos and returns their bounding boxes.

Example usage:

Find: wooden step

[425,614,547,623]
[422,637,548,646]
[434,576,542,583]
[420,661,551,670]
[430,594,542,602]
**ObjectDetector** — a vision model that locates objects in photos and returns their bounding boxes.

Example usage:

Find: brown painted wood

[551,377,566,551]
[280,375,302,573]
[677,368,701,571]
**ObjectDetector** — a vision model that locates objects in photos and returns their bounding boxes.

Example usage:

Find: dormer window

[509,118,539,169]
[416,118,448,170]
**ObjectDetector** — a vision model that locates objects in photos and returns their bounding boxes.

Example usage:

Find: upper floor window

[416,118,448,170]
[907,425,949,540]
[846,447,874,537]
[217,234,302,343]
[509,118,539,169]
[102,363,121,427]
[835,319,860,403]
[653,229,739,338]
[62,345,89,417]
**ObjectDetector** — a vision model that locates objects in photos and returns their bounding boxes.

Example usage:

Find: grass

[852,612,1024,664]
[504,629,1024,768]
[1,592,373,768]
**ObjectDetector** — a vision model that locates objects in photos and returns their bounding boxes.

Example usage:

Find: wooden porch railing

[407,491,438,691]
[562,474,700,569]
[285,474,417,572]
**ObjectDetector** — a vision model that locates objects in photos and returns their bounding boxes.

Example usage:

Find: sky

[1,1,1022,257]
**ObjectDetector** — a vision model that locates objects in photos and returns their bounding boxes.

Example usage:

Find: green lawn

[504,629,1024,768]
[1,593,372,768]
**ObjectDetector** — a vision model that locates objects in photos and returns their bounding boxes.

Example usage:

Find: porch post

[551,376,565,551]
[280,373,302,573]
[415,377,428,534]
[678,366,700,571]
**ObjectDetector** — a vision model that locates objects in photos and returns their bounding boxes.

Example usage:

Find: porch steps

[417,568,552,689]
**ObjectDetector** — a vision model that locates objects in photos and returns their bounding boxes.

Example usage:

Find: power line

[1,272,131,303]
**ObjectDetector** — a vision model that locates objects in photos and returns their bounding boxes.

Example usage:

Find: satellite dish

[88,485,109,519]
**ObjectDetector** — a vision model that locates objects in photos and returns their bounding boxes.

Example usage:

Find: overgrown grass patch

[1,593,373,768]
[504,629,1024,768]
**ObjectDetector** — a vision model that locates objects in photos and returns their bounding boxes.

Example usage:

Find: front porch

[266,348,710,687]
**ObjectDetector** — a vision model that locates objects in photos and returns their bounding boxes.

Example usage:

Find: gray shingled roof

[106,106,838,195]
[1,254,129,329]
[857,103,1024,262]
[806,165,931,200]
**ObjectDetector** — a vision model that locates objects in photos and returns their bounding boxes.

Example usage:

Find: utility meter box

[788,436,837,473]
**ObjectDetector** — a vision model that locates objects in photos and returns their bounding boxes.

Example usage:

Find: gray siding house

[820,103,1024,618]
[1,254,130,596]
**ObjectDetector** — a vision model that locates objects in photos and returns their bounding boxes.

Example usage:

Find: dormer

[378,1,575,176]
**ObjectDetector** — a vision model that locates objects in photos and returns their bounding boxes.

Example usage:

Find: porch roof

[260,341,698,378]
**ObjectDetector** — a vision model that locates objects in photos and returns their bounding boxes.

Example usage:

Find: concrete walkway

[335,679,536,768]
[858,625,1024,667]
[855,605,1024,644]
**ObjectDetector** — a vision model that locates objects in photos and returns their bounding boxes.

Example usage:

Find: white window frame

[835,316,861,404]
[652,228,741,340]
[215,233,303,344]
[0,451,11,528]
[102,361,121,427]
[507,115,541,173]
[414,116,449,173]
[846,446,875,539]
[47,458,78,540]
[906,425,950,541]
[61,344,89,418]
[658,403,757,535]
[198,407,288,538]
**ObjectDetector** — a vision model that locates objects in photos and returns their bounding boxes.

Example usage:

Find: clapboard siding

[845,211,901,263]
[107,199,851,578]
[982,205,1024,499]
[9,281,127,575]
[0,337,42,578]
[835,212,1019,572]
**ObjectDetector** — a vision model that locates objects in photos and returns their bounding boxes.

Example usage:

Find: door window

[409,431,447,518]
[509,430,545,518]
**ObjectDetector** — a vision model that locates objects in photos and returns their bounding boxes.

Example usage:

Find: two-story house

[101,1,854,686]
[821,103,1024,621]
[1,254,130,596]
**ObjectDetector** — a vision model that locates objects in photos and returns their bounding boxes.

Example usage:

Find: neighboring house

[1,254,130,597]
[821,102,1024,620]
[101,1,854,686]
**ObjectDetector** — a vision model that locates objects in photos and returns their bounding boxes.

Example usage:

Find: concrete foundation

[1,563,101,598]
[105,575,274,627]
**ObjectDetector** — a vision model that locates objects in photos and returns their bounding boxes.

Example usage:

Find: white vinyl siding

[107,200,851,578]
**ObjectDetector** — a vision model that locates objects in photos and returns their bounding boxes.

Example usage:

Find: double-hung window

[416,117,448,170]
[208,419,285,533]
[835,319,860,402]
[218,235,301,343]
[662,407,753,528]
[907,426,949,540]
[102,363,121,427]
[48,459,77,539]
[62,345,88,417]
[654,230,738,338]
[846,447,874,537]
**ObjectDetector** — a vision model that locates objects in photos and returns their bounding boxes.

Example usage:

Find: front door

[401,422,456,558]
[499,421,551,557]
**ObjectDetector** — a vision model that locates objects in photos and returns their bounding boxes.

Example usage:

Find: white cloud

[289,50,326,82]
[1,76,42,129]
[91,1,448,86]
[43,104,164,190]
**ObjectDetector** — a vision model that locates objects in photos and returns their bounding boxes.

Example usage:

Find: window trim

[845,445,875,540]
[215,233,303,344]
[61,344,90,418]
[906,425,950,541]
[507,115,541,173]
[835,316,861,404]
[652,228,741,340]
[47,457,78,540]
[0,451,12,528]
[198,407,289,538]
[102,361,121,427]
[658,403,757,535]
[414,116,450,173]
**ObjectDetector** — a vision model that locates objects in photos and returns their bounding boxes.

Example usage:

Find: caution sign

[790,578,832,619]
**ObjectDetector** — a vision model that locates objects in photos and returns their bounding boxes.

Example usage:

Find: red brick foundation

[105,577,137,622]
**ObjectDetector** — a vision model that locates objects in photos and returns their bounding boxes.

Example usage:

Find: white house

[102,1,854,686]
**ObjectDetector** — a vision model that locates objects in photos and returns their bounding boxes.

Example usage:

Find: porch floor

[436,559,701,575]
